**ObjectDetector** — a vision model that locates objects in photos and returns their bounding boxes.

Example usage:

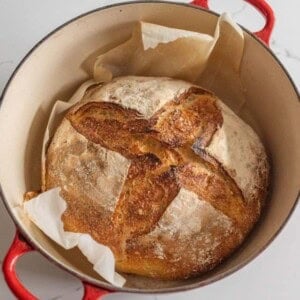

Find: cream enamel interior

[0,2,299,293]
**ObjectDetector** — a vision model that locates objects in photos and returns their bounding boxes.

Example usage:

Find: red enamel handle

[190,0,275,45]
[83,282,111,300]
[3,230,112,300]
[2,231,37,300]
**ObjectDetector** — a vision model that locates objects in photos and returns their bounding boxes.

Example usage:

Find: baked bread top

[44,76,269,280]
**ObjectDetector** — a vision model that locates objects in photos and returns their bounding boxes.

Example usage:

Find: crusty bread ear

[44,76,269,280]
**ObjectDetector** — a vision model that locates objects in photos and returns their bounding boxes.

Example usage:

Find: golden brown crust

[24,191,40,202]
[120,219,242,280]
[150,87,222,148]
[112,155,180,238]
[44,79,268,280]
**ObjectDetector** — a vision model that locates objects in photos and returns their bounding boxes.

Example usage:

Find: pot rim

[0,0,299,294]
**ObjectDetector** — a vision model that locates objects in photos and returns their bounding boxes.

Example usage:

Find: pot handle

[3,230,112,300]
[2,231,37,300]
[190,0,275,45]
[82,282,111,299]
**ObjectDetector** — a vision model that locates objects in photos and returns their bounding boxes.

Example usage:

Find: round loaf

[44,76,269,280]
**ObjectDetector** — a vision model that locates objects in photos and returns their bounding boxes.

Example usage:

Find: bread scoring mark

[66,86,254,238]
[113,156,180,237]
[150,87,222,148]
[175,160,253,235]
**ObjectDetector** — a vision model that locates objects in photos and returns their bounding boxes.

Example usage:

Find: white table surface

[0,0,299,299]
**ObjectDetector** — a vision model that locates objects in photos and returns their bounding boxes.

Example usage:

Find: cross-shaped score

[67,86,251,239]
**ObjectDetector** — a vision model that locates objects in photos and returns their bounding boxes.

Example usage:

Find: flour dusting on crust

[46,119,131,212]
[206,100,268,203]
[81,76,193,118]
[154,188,233,236]
[146,188,242,266]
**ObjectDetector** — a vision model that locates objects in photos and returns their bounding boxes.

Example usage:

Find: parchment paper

[23,188,126,286]
[23,13,246,287]
[94,13,245,112]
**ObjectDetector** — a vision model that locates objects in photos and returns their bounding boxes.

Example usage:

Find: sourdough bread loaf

[44,76,269,280]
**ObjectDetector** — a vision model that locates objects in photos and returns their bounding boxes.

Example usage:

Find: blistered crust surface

[45,76,269,280]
